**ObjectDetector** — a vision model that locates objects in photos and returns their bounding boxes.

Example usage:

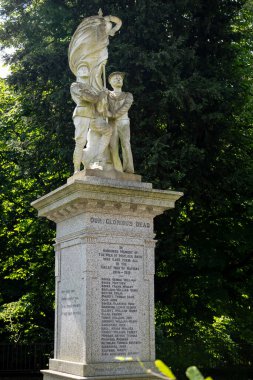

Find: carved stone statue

[108,72,134,173]
[69,10,135,175]
[68,9,122,91]
[70,63,106,173]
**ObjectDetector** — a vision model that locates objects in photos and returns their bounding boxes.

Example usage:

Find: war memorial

[32,10,182,380]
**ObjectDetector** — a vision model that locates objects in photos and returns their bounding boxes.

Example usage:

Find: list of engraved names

[99,245,142,357]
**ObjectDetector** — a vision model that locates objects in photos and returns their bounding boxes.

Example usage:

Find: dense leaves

[0,0,253,366]
[0,79,55,342]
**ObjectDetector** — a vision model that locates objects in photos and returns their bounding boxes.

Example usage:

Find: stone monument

[32,10,183,380]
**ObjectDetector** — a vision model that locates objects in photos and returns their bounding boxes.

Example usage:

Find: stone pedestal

[32,171,182,380]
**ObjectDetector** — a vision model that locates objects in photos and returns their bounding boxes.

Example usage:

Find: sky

[0,46,14,78]
[0,59,11,78]
[0,13,12,78]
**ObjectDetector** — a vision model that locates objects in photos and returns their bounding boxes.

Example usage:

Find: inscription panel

[57,214,153,239]
[94,243,145,360]
[90,216,151,229]
[61,289,81,316]
[57,245,85,362]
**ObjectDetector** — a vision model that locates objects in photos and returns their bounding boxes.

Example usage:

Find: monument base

[42,370,156,380]
[67,169,142,185]
[42,359,157,379]
[46,359,155,377]
[32,173,182,380]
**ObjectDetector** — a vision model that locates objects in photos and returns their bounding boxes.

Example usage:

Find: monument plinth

[32,172,182,380]
[32,10,183,380]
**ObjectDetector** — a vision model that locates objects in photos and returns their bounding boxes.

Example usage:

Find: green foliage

[116,357,212,380]
[0,78,55,342]
[0,0,252,367]
[155,359,176,380]
[185,366,212,380]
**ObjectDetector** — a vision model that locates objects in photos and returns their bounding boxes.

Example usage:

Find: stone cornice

[32,178,183,222]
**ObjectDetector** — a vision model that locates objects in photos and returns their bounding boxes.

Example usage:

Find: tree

[0,78,55,342]
[0,0,252,367]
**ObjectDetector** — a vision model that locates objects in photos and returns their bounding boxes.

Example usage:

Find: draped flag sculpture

[69,10,134,174]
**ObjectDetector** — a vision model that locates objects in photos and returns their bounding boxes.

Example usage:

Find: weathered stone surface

[52,236,155,366]
[67,169,142,185]
[48,359,156,377]
[32,175,182,380]
[69,11,123,174]
[32,176,182,223]
[42,370,157,380]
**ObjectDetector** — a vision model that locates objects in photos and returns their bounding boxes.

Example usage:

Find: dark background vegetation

[0,0,253,373]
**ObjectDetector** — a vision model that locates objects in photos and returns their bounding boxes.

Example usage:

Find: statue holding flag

[69,10,134,174]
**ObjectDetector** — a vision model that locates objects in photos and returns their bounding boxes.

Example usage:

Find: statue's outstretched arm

[104,15,122,36]
[70,83,100,104]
